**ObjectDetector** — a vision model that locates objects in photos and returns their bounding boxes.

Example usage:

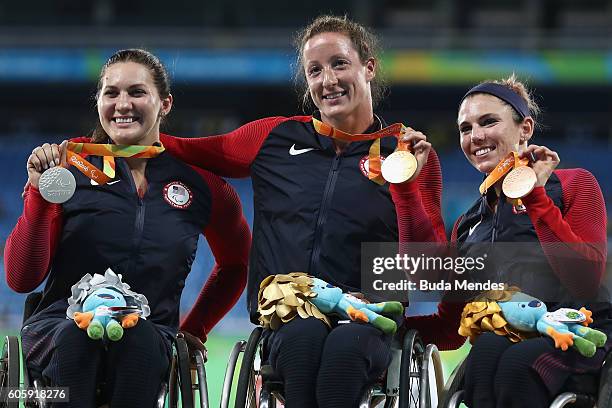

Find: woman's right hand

[27,141,67,189]
[398,127,431,183]
[180,331,207,368]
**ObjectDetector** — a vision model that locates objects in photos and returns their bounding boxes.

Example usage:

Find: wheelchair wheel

[176,336,194,408]
[168,357,179,408]
[1,336,20,408]
[419,344,444,408]
[598,352,612,408]
[169,336,195,408]
[398,330,425,408]
[234,327,263,408]
[193,349,209,408]
[439,356,467,408]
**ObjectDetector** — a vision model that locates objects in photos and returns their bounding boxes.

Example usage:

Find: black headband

[461,83,530,119]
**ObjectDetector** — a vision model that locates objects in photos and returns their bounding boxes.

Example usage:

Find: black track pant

[464,333,556,408]
[22,317,171,408]
[267,317,392,408]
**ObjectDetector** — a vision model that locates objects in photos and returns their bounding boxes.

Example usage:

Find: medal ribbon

[478,151,530,209]
[65,142,165,185]
[312,118,409,185]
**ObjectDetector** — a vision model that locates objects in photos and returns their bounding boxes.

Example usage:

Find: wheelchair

[0,292,209,408]
[220,325,446,408]
[440,348,612,408]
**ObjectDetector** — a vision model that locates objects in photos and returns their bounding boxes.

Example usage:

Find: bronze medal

[502,166,537,199]
[381,150,418,184]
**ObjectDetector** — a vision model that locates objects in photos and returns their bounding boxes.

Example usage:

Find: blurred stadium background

[0,0,610,405]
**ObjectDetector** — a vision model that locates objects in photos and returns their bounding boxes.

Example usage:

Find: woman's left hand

[399,127,431,183]
[520,144,560,187]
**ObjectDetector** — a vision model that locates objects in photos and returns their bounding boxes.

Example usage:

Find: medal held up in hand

[502,165,537,199]
[39,166,76,204]
[381,125,418,184]
[39,142,165,204]
[479,151,537,212]
[312,118,418,184]
[381,149,417,184]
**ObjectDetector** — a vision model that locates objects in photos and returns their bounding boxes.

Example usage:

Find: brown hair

[480,74,541,127]
[294,15,387,112]
[91,49,171,143]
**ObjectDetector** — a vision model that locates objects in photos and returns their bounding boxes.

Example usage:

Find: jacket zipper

[309,155,341,276]
[124,158,147,275]
[491,201,500,242]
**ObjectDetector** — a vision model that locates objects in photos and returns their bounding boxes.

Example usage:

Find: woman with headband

[161,15,464,408]
[453,75,609,407]
[4,49,251,407]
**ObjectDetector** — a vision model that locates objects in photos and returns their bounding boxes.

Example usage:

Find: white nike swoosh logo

[289,144,316,156]
[468,219,482,237]
[90,179,120,186]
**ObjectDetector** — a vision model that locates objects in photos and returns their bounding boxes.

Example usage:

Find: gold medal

[311,118,410,185]
[381,150,418,184]
[502,166,537,199]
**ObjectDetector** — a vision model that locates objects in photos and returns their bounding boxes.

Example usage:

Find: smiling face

[97,62,172,146]
[302,32,375,131]
[457,93,533,174]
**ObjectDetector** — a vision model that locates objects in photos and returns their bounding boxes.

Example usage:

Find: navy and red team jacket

[161,116,465,350]
[452,168,609,326]
[4,145,251,340]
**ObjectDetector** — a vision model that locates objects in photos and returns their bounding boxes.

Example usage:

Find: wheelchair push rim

[399,330,425,408]
[234,327,264,408]
[1,336,21,408]
[169,333,208,408]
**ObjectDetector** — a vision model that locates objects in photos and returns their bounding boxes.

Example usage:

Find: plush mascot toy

[67,268,150,341]
[459,289,607,357]
[73,288,137,341]
[258,272,404,334]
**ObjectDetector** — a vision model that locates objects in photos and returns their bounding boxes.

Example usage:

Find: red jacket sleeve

[160,117,292,178]
[7,136,101,292]
[179,169,251,340]
[450,215,464,243]
[404,301,466,350]
[4,186,63,293]
[392,149,465,349]
[522,168,607,299]
[390,148,447,243]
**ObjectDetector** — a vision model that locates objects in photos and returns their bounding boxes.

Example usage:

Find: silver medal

[39,166,76,203]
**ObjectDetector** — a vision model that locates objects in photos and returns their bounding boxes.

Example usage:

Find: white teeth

[324,92,345,100]
[475,147,493,156]
[115,117,135,124]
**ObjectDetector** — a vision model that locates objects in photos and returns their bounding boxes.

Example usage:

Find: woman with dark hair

[453,75,609,407]
[4,49,251,407]
[160,15,464,407]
